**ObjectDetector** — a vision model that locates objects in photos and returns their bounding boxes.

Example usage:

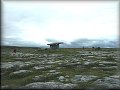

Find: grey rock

[32,75,46,82]
[84,61,97,66]
[98,66,118,70]
[99,64,105,66]
[22,82,77,89]
[94,75,120,89]
[65,75,69,78]
[9,70,32,77]
[1,61,34,70]
[71,75,98,83]
[99,61,117,66]
[109,75,120,78]
[45,65,53,69]
[33,66,45,70]
[49,70,56,73]
[59,76,65,81]
[1,85,9,89]
[56,67,61,69]
[47,72,61,77]
[1,62,14,70]
[47,61,56,64]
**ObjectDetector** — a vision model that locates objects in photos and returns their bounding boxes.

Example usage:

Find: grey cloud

[1,37,118,48]
[46,39,61,43]
[45,38,118,48]
[2,37,41,47]
[61,39,119,48]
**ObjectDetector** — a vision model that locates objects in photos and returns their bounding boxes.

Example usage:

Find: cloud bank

[2,37,119,48]
[2,1,119,48]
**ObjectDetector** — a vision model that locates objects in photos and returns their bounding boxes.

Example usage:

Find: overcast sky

[2,1,119,47]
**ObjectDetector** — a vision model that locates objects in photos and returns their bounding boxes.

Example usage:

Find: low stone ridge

[33,66,45,70]
[71,75,98,83]
[49,70,56,73]
[9,70,32,77]
[98,66,118,70]
[22,82,77,89]
[99,61,117,66]
[84,61,97,66]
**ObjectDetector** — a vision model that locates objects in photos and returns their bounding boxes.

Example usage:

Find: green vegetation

[1,46,119,89]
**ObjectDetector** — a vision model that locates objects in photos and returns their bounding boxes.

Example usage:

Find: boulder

[58,76,65,82]
[65,75,69,78]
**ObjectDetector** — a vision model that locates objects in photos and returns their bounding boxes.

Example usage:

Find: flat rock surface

[93,75,120,89]
[9,70,32,77]
[22,82,77,89]
[1,61,34,70]
[71,75,98,83]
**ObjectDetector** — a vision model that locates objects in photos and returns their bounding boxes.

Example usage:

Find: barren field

[1,46,120,89]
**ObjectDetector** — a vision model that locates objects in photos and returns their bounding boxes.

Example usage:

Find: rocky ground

[1,46,120,89]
